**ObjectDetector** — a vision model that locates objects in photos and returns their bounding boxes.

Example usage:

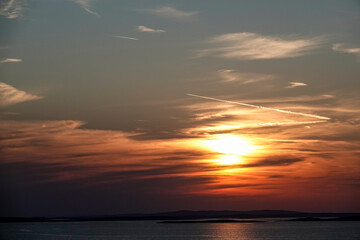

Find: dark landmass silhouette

[159,219,264,224]
[1,210,360,223]
[287,216,360,222]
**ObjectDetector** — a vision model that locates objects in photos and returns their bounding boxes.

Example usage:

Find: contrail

[113,36,139,40]
[187,93,331,120]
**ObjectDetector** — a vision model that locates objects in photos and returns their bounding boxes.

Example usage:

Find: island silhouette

[1,210,359,223]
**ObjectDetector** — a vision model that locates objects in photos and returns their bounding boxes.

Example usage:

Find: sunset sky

[0,0,360,217]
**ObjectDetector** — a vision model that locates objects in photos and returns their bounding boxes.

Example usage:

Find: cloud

[179,91,345,140]
[235,95,334,104]
[136,25,165,33]
[241,157,304,168]
[286,82,307,88]
[197,32,324,60]
[142,6,197,20]
[0,58,22,64]
[332,43,360,61]
[71,0,99,17]
[1,101,359,214]
[0,120,216,185]
[0,0,25,19]
[113,35,139,41]
[218,69,275,84]
[0,82,43,107]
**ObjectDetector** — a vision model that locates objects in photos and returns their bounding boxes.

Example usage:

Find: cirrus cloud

[218,69,275,84]
[136,25,165,33]
[197,32,324,60]
[332,43,360,61]
[0,82,43,107]
[286,82,307,88]
[113,35,139,41]
[0,58,22,64]
[71,0,99,17]
[0,0,25,19]
[142,6,197,20]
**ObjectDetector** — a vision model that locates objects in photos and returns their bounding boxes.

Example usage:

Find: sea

[1,220,359,240]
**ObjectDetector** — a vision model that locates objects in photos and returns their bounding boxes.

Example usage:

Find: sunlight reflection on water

[1,221,359,240]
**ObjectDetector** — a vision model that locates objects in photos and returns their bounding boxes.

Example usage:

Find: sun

[205,135,255,155]
[202,135,256,165]
[215,154,241,165]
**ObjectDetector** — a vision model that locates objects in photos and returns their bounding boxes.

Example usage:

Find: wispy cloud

[240,94,334,104]
[142,6,197,20]
[286,82,307,88]
[113,35,139,41]
[218,69,275,84]
[332,43,360,61]
[0,58,22,64]
[1,117,359,211]
[241,156,304,168]
[71,0,99,17]
[136,25,165,33]
[0,82,43,107]
[0,120,215,184]
[198,32,324,60]
[0,0,25,19]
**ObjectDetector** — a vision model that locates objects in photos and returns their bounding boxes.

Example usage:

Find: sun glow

[215,154,242,165]
[203,135,256,165]
[205,135,255,155]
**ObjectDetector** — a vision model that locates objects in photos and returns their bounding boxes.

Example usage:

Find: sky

[0,0,359,217]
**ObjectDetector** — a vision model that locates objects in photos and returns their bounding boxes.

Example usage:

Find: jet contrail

[113,36,139,40]
[187,93,331,120]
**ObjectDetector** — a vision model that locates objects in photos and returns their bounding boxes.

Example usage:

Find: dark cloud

[1,114,360,216]
[205,183,262,190]
[241,157,305,168]
[268,174,285,178]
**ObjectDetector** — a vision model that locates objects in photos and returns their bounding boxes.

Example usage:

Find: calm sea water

[1,220,359,240]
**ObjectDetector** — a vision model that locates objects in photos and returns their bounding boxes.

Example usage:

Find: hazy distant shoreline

[1,210,359,223]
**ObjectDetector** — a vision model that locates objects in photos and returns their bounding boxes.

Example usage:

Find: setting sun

[204,135,255,156]
[215,154,242,165]
[201,135,256,165]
